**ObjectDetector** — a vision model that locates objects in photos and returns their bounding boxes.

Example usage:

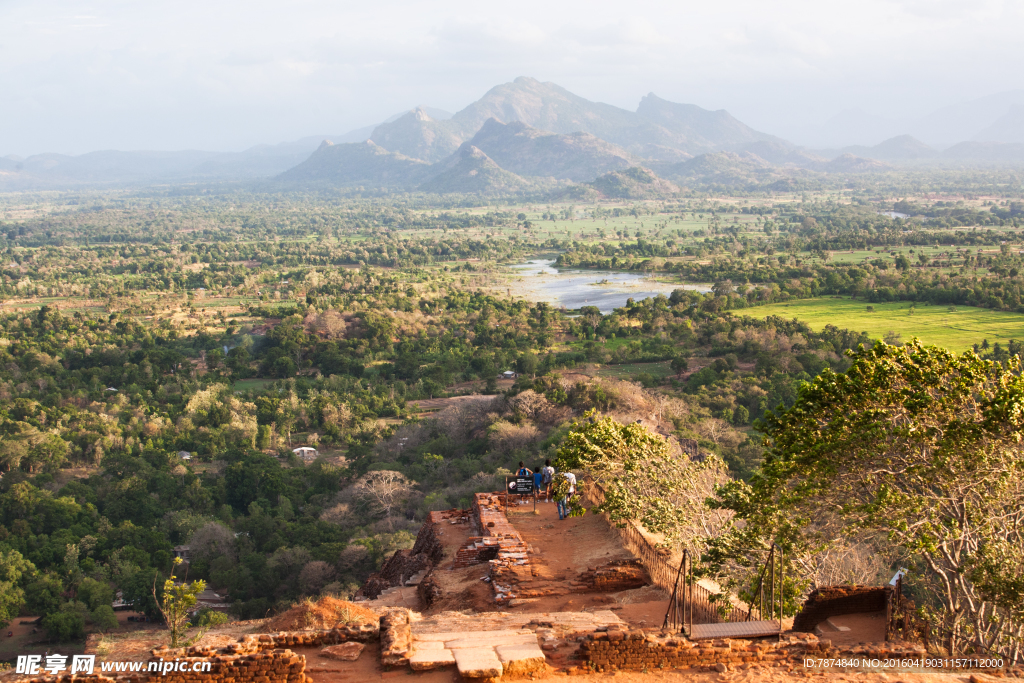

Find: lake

[506,259,711,313]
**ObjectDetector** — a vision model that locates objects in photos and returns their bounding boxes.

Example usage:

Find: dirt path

[501,499,670,625]
[407,394,498,413]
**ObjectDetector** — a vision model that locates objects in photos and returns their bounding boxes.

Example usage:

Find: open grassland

[751,297,1024,351]
[595,360,674,380]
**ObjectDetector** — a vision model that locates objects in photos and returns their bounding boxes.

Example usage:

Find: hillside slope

[418,144,534,195]
[275,140,430,187]
[588,166,679,199]
[467,119,637,181]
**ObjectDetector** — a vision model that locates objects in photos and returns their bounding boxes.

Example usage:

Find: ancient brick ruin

[577,627,927,674]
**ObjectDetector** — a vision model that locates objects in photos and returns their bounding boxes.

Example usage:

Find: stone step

[408,647,456,671]
[496,643,546,676]
[444,635,537,650]
[413,629,533,643]
[452,647,503,679]
[405,569,428,586]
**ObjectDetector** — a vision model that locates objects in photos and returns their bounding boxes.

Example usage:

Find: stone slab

[452,647,503,678]
[319,642,365,661]
[495,643,546,676]
[413,629,526,642]
[591,610,624,623]
[408,648,456,671]
[445,635,537,649]
[409,640,445,650]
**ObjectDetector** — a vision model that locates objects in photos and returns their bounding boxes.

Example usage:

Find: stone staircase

[404,569,428,586]
[357,585,421,610]
[403,610,626,679]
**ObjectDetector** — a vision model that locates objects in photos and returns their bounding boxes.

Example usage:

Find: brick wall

[426,509,472,525]
[573,560,649,592]
[417,573,443,608]
[576,628,925,674]
[379,609,412,667]
[792,585,889,632]
[452,537,500,568]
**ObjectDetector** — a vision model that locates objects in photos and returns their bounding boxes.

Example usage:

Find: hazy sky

[2,0,1022,155]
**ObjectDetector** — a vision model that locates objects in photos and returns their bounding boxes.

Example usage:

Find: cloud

[0,0,1022,154]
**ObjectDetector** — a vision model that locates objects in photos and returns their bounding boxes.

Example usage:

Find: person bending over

[555,470,577,520]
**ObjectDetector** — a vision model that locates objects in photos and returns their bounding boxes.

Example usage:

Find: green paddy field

[750,297,1024,352]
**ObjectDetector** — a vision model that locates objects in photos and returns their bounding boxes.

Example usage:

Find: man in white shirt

[557,471,576,520]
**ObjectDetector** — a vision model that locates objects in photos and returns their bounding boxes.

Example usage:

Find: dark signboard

[508,477,534,494]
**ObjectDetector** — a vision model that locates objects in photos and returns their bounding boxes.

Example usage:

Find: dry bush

[352,470,414,526]
[375,422,429,460]
[298,560,337,595]
[505,389,550,419]
[433,399,496,443]
[187,522,237,563]
[694,417,744,449]
[306,309,348,339]
[808,539,892,588]
[320,502,355,527]
[336,544,371,575]
[487,419,541,456]
[265,595,377,631]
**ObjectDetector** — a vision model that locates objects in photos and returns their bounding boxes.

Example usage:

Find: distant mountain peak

[411,107,434,122]
[317,139,334,150]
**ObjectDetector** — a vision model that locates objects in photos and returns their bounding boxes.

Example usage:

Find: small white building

[292,446,319,461]
[501,370,517,379]
[173,545,192,562]
[177,451,192,461]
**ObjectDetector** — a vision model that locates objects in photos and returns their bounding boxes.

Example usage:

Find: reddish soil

[265,597,378,631]
[301,643,1001,683]
[407,394,499,413]
[501,498,670,625]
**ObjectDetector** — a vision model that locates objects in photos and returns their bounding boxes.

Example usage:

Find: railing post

[778,544,784,636]
[663,549,687,633]
[886,590,891,641]
[686,552,692,636]
[769,544,776,629]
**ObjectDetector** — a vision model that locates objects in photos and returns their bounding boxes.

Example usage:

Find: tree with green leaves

[0,548,33,629]
[154,557,213,648]
[555,410,730,553]
[710,341,1024,662]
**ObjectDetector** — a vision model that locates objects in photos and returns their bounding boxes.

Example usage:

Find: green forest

[0,184,1021,662]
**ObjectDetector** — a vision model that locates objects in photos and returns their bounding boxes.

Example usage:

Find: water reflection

[507,259,711,313]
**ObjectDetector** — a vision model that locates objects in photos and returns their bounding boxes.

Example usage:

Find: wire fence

[587,480,769,630]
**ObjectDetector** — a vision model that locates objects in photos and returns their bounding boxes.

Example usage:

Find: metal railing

[886,576,910,642]
[663,544,784,636]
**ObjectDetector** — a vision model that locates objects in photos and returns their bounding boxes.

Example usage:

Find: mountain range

[6,77,1024,193]
[806,90,1024,148]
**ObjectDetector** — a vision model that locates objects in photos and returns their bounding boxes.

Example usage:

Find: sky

[2,0,1023,156]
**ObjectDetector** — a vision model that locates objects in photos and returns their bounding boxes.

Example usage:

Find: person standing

[541,459,555,502]
[556,470,576,520]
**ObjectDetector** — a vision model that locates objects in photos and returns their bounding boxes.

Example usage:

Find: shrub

[42,611,85,642]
